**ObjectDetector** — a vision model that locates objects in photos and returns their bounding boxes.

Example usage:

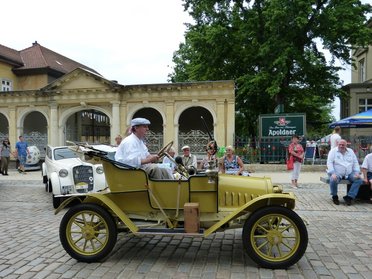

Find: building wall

[0,68,235,156]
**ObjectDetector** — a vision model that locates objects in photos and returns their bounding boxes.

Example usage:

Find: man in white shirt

[327,139,363,205]
[329,126,341,149]
[361,151,372,187]
[115,118,173,179]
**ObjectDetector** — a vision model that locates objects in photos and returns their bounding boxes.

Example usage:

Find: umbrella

[329,109,372,128]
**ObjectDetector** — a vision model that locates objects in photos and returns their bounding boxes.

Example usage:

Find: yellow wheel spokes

[251,214,300,261]
[66,211,109,255]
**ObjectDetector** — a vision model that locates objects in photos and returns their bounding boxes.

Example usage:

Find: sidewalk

[251,171,326,184]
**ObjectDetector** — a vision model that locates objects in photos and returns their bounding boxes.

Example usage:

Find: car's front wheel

[52,195,61,209]
[59,203,117,262]
[242,206,308,269]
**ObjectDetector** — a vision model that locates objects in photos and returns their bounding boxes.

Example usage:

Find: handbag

[286,155,294,170]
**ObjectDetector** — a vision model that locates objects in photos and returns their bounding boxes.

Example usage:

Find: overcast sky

[3,0,190,85]
[3,0,356,119]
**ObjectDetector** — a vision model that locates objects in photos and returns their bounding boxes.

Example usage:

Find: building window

[1,79,12,91]
[359,59,366,82]
[358,98,372,112]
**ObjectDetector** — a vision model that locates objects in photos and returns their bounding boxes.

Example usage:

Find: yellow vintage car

[56,142,308,269]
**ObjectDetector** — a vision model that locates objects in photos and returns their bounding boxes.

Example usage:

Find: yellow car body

[57,149,307,269]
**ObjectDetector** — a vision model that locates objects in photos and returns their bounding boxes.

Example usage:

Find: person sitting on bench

[361,149,372,191]
[327,139,363,205]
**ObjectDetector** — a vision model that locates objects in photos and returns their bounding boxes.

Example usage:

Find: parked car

[42,145,107,208]
[56,141,308,269]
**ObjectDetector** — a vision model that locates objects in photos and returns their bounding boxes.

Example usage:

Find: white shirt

[361,153,372,172]
[163,156,176,171]
[114,133,149,168]
[330,133,341,149]
[327,147,360,178]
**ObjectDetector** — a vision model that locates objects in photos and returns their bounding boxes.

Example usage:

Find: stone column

[111,101,120,144]
[164,100,175,145]
[216,100,226,146]
[49,102,58,146]
[8,107,17,146]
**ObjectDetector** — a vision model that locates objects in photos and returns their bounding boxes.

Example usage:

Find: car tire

[59,203,117,262]
[48,179,52,193]
[53,195,61,209]
[242,206,308,269]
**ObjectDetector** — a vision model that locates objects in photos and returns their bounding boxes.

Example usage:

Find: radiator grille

[73,165,94,193]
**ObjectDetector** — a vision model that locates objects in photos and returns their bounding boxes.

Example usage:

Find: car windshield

[54,148,80,160]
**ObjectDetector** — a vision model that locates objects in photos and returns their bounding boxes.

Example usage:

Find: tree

[169,0,372,138]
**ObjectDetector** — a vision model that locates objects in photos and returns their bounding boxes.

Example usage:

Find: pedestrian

[288,134,304,189]
[220,145,244,175]
[15,135,30,174]
[327,139,363,205]
[0,138,12,175]
[114,118,173,179]
[330,126,341,149]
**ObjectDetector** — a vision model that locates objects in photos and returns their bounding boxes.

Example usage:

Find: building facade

[341,21,372,137]
[0,43,235,158]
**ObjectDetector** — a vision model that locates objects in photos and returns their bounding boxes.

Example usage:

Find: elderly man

[115,118,173,179]
[327,139,363,205]
[181,145,198,169]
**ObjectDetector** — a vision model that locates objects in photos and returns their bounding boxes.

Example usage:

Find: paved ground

[0,169,371,279]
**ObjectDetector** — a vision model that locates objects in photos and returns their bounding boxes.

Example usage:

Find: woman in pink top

[288,135,304,188]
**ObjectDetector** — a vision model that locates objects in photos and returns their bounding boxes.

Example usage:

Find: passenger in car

[115,118,173,179]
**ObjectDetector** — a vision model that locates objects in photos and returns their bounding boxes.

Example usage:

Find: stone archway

[133,108,163,153]
[23,111,48,157]
[178,107,214,158]
[0,113,9,139]
[65,109,111,144]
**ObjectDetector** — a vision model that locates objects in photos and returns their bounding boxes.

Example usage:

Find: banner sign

[259,113,306,138]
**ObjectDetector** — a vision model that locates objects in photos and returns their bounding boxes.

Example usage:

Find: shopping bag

[286,156,294,170]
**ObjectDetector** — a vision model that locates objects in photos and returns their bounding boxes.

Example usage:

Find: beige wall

[0,68,235,151]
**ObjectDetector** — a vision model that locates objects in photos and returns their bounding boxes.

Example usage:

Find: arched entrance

[178,107,214,158]
[23,111,48,157]
[133,108,163,153]
[0,113,9,139]
[65,110,111,144]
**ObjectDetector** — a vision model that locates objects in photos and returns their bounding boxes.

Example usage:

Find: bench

[320,176,372,201]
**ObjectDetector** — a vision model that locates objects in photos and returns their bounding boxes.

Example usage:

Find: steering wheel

[157,141,174,161]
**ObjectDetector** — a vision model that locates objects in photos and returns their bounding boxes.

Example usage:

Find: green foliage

[169,0,372,137]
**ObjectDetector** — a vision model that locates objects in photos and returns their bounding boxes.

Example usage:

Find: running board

[136,227,205,236]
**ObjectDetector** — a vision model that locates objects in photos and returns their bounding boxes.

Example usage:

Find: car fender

[50,172,61,195]
[204,193,296,237]
[42,162,47,177]
[55,193,139,234]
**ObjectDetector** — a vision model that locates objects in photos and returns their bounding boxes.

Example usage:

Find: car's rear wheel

[242,206,308,269]
[59,203,117,262]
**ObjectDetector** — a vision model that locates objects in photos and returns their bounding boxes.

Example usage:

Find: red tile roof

[0,44,23,65]
[0,41,100,75]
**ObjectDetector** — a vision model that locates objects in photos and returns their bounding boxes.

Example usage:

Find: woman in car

[220,145,244,175]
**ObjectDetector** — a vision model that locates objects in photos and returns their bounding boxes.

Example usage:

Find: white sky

[3,0,355,120]
[2,0,190,85]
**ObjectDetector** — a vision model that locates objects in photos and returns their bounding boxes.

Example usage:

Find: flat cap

[182,145,190,150]
[131,118,151,126]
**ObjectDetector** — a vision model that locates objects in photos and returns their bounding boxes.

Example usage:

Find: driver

[115,118,173,180]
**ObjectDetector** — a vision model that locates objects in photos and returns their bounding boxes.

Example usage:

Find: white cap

[182,145,190,150]
[131,118,151,127]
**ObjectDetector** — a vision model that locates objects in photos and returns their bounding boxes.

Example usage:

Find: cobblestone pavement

[0,170,371,279]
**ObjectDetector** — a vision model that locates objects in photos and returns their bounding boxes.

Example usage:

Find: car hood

[52,157,92,168]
